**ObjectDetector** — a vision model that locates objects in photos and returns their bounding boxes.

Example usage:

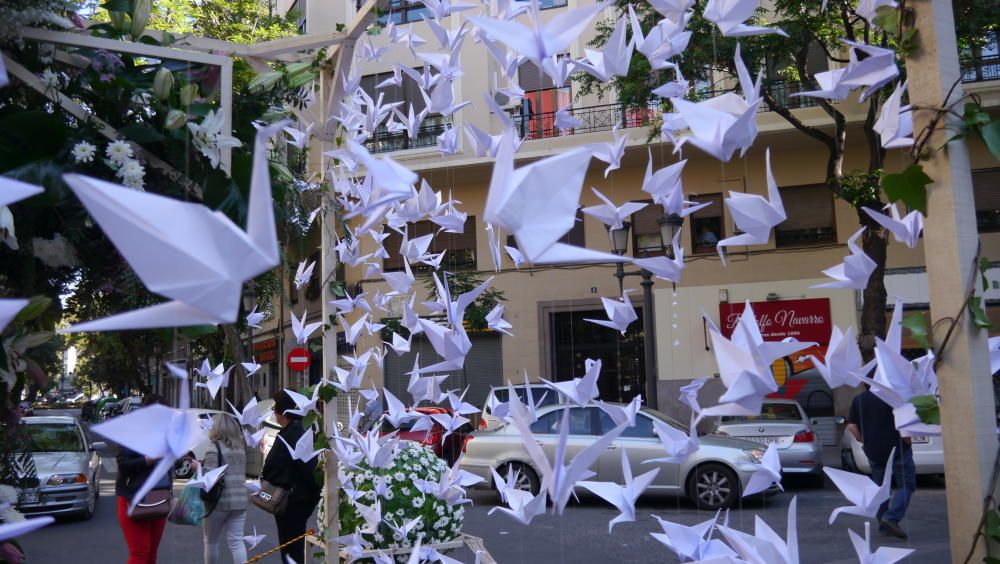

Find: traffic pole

[904,1,998,560]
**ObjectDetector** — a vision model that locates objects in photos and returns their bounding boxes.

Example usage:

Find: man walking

[847,388,917,539]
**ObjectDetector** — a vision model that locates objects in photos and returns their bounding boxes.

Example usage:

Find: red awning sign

[286,347,312,371]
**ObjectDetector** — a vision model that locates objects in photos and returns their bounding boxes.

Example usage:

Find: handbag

[251,479,290,516]
[167,484,205,526]
[201,442,226,516]
[130,469,173,522]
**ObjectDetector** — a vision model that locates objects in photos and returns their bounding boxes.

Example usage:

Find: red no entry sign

[286,347,311,371]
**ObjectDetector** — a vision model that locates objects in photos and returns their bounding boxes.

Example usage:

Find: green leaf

[119,124,165,144]
[909,394,941,425]
[965,103,992,129]
[13,297,52,325]
[980,257,991,293]
[335,23,346,32]
[302,410,318,430]
[981,120,1000,162]
[901,313,932,349]
[986,510,1000,543]
[969,296,994,329]
[329,281,346,298]
[318,384,337,403]
[883,164,932,215]
[873,5,900,35]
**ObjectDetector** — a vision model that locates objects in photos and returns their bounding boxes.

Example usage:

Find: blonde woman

[200,413,248,564]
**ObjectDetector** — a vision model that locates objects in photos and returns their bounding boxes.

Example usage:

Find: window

[774,184,835,247]
[383,217,477,272]
[530,408,595,435]
[537,0,567,8]
[597,410,657,438]
[973,168,1000,233]
[516,60,571,140]
[359,0,430,24]
[689,193,724,254]
[26,424,84,452]
[359,72,448,153]
[720,403,803,423]
[507,210,583,249]
[631,200,666,256]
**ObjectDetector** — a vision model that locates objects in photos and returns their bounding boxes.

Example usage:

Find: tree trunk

[857,205,890,362]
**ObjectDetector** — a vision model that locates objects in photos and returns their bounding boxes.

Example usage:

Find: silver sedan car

[713,399,824,485]
[461,403,776,510]
[19,416,103,520]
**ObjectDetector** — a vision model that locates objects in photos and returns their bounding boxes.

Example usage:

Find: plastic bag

[168,484,205,526]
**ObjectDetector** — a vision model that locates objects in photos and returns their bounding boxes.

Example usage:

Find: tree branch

[761,88,838,155]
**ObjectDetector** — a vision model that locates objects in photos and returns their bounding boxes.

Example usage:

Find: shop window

[974,168,1000,233]
[689,193,724,254]
[775,184,836,247]
[383,217,477,272]
[631,200,666,256]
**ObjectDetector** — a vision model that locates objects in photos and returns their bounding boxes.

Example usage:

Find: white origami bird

[554,103,582,135]
[651,513,736,562]
[61,123,284,331]
[646,0,694,21]
[505,245,525,269]
[195,362,233,400]
[226,398,266,427]
[743,442,782,496]
[632,230,685,283]
[791,67,853,101]
[824,448,896,524]
[663,78,760,162]
[813,227,877,290]
[578,448,660,532]
[382,258,415,295]
[588,126,628,177]
[278,427,326,462]
[385,332,412,355]
[407,358,449,404]
[704,0,788,37]
[873,81,913,149]
[644,415,699,464]
[290,308,323,344]
[629,4,692,68]
[857,0,899,26]
[850,522,914,564]
[244,428,266,449]
[640,150,704,218]
[437,125,459,155]
[717,496,799,564]
[187,464,228,492]
[540,358,602,407]
[581,188,648,230]
[488,484,548,525]
[1,177,44,206]
[571,12,635,82]
[243,526,266,550]
[485,130,629,265]
[469,0,609,64]
[415,457,483,505]
[282,386,321,417]
[585,290,639,335]
[245,305,265,329]
[837,40,900,103]
[430,411,470,444]
[485,304,513,336]
[91,362,205,514]
[716,149,786,263]
[862,203,923,249]
[806,325,876,389]
[678,377,707,415]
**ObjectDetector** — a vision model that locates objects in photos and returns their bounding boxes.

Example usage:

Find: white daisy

[71,141,97,163]
[106,140,134,165]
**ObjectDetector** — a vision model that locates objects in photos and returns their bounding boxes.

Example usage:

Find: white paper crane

[651,513,736,562]
[629,4,692,67]
[91,362,205,514]
[585,289,639,335]
[540,358,602,408]
[838,41,900,103]
[555,103,583,135]
[469,0,609,64]
[633,230,686,283]
[278,427,326,462]
[716,149,786,263]
[61,123,284,331]
[485,303,513,336]
[663,85,760,162]
[581,188,648,230]
[641,150,704,218]
[862,203,923,249]
[187,464,228,492]
[578,448,660,532]
[245,305,265,329]
[704,0,789,37]
[644,415,699,464]
[293,259,315,290]
[873,81,914,149]
[571,12,635,82]
[742,442,783,496]
[243,526,266,550]
[850,522,914,564]
[488,484,548,525]
[806,325,876,389]
[813,227,877,290]
[588,125,628,177]
[226,398,266,427]
[0,176,44,206]
[290,308,322,344]
[824,448,896,524]
[717,496,799,564]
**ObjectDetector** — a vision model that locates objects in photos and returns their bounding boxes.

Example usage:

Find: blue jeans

[869,445,916,524]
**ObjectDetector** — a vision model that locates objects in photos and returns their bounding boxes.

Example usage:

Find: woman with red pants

[115,394,170,564]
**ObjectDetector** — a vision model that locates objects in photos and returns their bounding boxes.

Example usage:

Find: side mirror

[834,416,846,425]
[90,441,107,450]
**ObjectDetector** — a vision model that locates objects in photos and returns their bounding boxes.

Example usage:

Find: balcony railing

[363,122,449,154]
[511,100,660,141]
[962,55,1000,83]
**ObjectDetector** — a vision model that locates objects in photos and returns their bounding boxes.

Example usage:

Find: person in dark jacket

[262,390,321,564]
[115,394,171,564]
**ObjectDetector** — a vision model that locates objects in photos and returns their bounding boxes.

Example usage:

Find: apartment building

[270,0,1000,439]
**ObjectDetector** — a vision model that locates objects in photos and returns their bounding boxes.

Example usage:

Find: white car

[838,421,944,475]
[20,416,103,520]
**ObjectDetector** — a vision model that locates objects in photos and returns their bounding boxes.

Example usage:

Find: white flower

[116,158,145,189]
[395,509,405,517]
[187,110,243,169]
[31,233,80,268]
[411,497,423,509]
[394,472,405,482]
[106,140,134,166]
[373,533,384,543]
[130,91,152,106]
[40,68,61,89]
[383,489,394,500]
[72,141,97,163]
[392,532,402,542]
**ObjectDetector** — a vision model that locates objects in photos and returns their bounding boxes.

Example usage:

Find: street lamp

[607,212,684,412]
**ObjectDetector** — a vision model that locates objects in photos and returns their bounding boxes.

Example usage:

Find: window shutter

[558,210,585,246]
[974,169,1000,212]
[383,217,478,271]
[776,185,834,232]
[631,200,665,236]
[691,194,723,219]
[518,60,555,92]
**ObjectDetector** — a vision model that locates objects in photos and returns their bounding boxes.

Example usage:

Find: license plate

[20,490,38,504]
[746,436,783,445]
[911,436,930,444]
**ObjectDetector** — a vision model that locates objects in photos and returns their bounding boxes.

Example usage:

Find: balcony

[962,54,1000,83]
[362,122,449,154]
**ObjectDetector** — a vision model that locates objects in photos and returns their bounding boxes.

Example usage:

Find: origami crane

[704,0,788,37]
[806,325,876,389]
[651,513,736,562]
[824,448,895,524]
[572,12,635,82]
[812,227,877,289]
[62,123,284,332]
[716,149,786,263]
[717,496,800,564]
[585,290,639,334]
[540,358,602,407]
[873,81,914,149]
[581,188,648,230]
[1,176,44,206]
[863,203,923,248]
[469,0,609,64]
[849,522,914,564]
[578,448,660,532]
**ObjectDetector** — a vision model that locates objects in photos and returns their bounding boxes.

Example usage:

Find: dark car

[380,406,471,466]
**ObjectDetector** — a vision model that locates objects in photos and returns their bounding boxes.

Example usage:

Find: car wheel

[173,457,194,479]
[688,463,739,511]
[79,482,97,521]
[496,462,540,498]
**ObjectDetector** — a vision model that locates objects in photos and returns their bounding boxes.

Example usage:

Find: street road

[19,410,950,563]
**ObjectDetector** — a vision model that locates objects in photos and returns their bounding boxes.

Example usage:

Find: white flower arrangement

[332,444,463,562]
[71,141,97,163]
[105,140,134,166]
[116,158,146,189]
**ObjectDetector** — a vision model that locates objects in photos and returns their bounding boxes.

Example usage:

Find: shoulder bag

[131,470,173,522]
[251,479,290,516]
[201,442,227,515]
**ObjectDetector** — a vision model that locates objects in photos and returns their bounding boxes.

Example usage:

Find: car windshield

[639,408,689,432]
[26,423,84,452]
[720,403,802,422]
[492,387,560,409]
